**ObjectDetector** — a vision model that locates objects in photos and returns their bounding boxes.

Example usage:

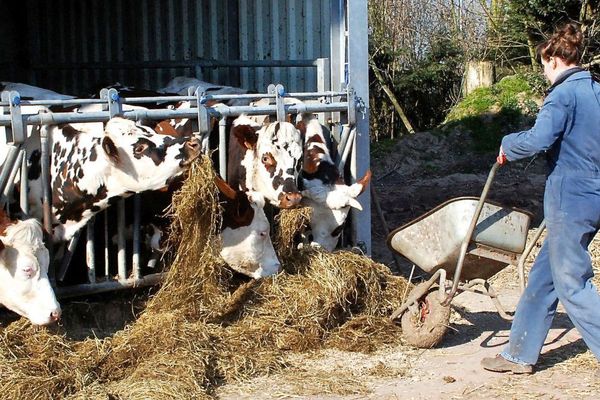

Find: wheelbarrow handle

[442,162,502,306]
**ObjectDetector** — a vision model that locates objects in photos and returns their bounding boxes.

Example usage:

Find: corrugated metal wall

[22,0,331,96]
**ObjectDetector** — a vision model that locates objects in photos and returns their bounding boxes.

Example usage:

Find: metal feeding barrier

[0,83,361,298]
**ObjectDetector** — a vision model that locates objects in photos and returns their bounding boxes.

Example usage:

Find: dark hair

[536,23,584,65]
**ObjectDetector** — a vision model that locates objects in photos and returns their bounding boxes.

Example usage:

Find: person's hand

[497,147,507,165]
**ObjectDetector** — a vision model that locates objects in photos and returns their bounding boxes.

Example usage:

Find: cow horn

[348,198,363,210]
[357,169,372,195]
[214,175,237,200]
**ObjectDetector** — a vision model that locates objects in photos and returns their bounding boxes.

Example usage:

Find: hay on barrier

[0,155,412,399]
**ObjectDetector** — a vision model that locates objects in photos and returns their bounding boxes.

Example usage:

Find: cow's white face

[303,198,350,252]
[218,187,281,279]
[101,118,200,192]
[0,218,61,325]
[233,117,303,209]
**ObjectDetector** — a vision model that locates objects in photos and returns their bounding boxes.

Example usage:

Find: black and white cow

[0,208,61,325]
[298,117,371,251]
[24,117,201,241]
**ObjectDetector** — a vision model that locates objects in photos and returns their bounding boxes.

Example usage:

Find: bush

[439,73,543,152]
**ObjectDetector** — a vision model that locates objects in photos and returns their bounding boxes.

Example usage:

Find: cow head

[302,171,371,251]
[0,211,61,325]
[230,116,303,209]
[100,118,201,190]
[47,117,201,241]
[298,118,371,251]
[215,176,281,279]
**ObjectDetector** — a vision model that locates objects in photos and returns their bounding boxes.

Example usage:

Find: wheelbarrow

[386,163,546,348]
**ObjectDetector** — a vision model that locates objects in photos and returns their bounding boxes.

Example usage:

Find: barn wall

[10,0,331,96]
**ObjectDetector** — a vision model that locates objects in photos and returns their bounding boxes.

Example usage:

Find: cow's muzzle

[181,137,202,166]
[278,191,303,209]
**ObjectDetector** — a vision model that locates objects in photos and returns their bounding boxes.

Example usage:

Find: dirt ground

[215,130,600,399]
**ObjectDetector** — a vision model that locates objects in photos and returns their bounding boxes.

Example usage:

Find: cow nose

[50,309,62,322]
[185,138,201,153]
[278,192,303,209]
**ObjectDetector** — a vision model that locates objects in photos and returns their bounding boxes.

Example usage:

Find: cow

[23,117,201,241]
[157,76,249,106]
[113,174,281,279]
[215,175,281,278]
[228,115,304,209]
[0,209,61,325]
[0,82,75,100]
[298,117,371,251]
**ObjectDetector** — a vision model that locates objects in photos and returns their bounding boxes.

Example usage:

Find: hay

[0,155,411,399]
[274,206,312,258]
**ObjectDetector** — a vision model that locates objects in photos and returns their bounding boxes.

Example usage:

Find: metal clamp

[100,88,123,117]
[274,84,286,122]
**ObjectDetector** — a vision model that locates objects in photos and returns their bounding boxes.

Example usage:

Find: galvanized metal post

[347,0,371,255]
[274,84,286,122]
[102,87,128,281]
[86,217,96,284]
[132,194,141,280]
[1,149,24,205]
[40,125,54,280]
[219,116,227,179]
[316,58,332,127]
[19,149,28,215]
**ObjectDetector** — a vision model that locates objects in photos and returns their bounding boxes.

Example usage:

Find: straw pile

[0,155,410,399]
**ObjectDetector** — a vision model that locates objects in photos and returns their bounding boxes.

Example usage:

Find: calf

[299,118,371,251]
[25,117,201,241]
[228,116,303,209]
[0,209,61,325]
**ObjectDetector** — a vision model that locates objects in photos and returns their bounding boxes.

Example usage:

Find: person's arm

[501,94,570,162]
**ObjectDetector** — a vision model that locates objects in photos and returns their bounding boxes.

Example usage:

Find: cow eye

[134,143,149,155]
[262,155,270,164]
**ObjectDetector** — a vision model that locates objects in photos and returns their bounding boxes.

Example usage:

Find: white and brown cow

[24,117,201,241]
[0,209,61,325]
[215,176,280,278]
[228,115,303,209]
[124,174,281,279]
[299,117,371,251]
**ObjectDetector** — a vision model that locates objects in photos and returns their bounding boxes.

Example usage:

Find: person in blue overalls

[481,23,600,374]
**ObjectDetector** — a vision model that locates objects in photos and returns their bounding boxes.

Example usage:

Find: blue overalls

[500,69,600,365]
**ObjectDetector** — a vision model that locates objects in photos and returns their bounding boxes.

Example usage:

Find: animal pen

[0,0,371,297]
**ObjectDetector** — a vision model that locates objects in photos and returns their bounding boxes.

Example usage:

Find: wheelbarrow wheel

[401,287,451,348]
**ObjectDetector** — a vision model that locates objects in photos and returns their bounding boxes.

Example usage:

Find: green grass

[440,73,542,152]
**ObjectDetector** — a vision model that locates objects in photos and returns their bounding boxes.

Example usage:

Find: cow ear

[295,120,307,138]
[154,120,179,136]
[0,208,13,237]
[102,136,121,164]
[214,174,238,200]
[232,124,259,150]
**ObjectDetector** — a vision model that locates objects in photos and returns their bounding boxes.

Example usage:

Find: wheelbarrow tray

[387,197,533,281]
